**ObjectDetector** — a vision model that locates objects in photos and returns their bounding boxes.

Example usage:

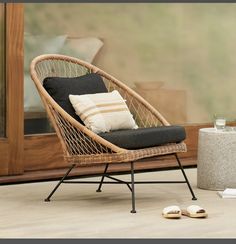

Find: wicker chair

[30,54,197,213]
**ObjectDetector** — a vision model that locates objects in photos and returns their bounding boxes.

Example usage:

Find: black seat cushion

[43,73,108,124]
[99,126,186,150]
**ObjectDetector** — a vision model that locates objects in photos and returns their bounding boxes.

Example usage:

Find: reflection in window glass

[25,3,236,134]
[0,5,5,138]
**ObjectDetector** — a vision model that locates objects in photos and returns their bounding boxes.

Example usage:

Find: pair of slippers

[162,205,208,219]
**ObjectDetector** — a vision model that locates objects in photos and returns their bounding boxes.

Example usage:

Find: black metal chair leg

[44,164,76,202]
[174,154,197,200]
[130,162,137,213]
[96,163,109,192]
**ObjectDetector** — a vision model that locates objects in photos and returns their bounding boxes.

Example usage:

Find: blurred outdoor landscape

[24,3,236,124]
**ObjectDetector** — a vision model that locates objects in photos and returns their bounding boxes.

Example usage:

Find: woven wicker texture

[30,54,187,165]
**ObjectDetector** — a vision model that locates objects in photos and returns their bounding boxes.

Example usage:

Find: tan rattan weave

[30,54,187,166]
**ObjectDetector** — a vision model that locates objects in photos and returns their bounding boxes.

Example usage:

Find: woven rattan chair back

[30,54,184,166]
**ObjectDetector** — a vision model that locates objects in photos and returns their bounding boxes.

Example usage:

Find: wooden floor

[0,168,236,238]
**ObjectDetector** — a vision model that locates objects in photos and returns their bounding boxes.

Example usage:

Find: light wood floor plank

[0,169,235,238]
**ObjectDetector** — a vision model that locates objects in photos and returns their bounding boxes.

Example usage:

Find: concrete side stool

[197,128,236,190]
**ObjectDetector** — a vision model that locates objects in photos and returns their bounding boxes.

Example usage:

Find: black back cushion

[43,73,108,124]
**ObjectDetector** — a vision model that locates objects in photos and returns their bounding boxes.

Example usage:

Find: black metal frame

[44,153,197,213]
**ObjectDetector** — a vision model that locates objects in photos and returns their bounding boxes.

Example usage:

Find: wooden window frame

[0,3,24,176]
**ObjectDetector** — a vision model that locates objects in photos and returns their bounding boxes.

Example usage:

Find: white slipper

[182,205,208,218]
[162,205,181,219]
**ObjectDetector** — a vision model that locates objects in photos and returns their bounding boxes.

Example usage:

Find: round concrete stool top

[197,127,236,190]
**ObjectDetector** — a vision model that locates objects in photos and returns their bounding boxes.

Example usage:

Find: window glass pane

[0,4,5,137]
[24,3,236,134]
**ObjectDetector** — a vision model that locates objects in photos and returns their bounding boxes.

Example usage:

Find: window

[24,3,236,135]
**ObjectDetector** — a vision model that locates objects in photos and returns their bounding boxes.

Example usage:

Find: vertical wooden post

[0,3,8,176]
[6,3,24,175]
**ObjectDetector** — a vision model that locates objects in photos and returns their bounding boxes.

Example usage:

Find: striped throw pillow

[69,90,138,133]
